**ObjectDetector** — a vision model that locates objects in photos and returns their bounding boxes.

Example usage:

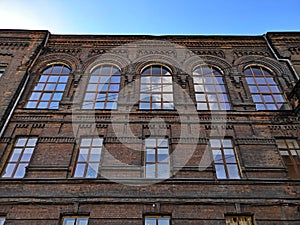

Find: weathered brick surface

[0,30,300,224]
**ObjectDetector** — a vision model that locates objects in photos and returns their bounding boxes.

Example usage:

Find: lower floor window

[0,218,5,225]
[276,139,300,179]
[225,215,254,225]
[210,138,241,179]
[73,137,103,178]
[145,138,170,178]
[1,137,37,178]
[62,217,88,225]
[145,216,170,225]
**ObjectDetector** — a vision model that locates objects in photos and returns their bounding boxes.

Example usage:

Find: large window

[62,217,89,225]
[26,64,70,109]
[73,137,103,178]
[210,138,240,179]
[82,65,121,110]
[276,139,300,179]
[145,216,170,225]
[1,137,37,178]
[145,138,170,179]
[244,66,288,110]
[140,65,174,110]
[193,65,231,110]
[225,215,254,225]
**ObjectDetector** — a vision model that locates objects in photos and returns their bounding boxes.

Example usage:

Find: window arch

[26,64,70,109]
[139,65,174,110]
[192,65,231,110]
[82,64,121,110]
[244,65,288,110]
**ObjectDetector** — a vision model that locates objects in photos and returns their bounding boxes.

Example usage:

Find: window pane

[74,164,85,177]
[224,149,236,163]
[14,163,27,178]
[145,164,155,178]
[252,94,262,102]
[52,66,62,74]
[59,76,69,82]
[29,92,41,100]
[2,163,15,177]
[16,138,27,147]
[90,148,101,161]
[215,165,226,179]
[145,218,156,225]
[10,149,22,162]
[159,218,170,225]
[26,101,38,108]
[94,102,104,109]
[222,139,233,148]
[27,138,38,146]
[86,163,98,178]
[49,102,59,109]
[246,77,255,84]
[227,165,240,179]
[56,84,66,91]
[158,164,169,178]
[146,149,155,162]
[39,75,48,82]
[157,139,168,147]
[213,150,223,163]
[140,102,150,109]
[146,139,156,147]
[81,138,92,147]
[77,218,89,225]
[210,139,221,148]
[158,149,169,162]
[21,148,34,161]
[63,218,76,225]
[78,149,89,162]
[92,138,103,146]
[197,103,208,110]
[48,75,59,82]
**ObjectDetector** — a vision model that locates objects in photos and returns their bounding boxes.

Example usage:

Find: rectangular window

[225,215,254,225]
[0,66,6,78]
[0,218,5,225]
[73,137,103,178]
[1,137,37,178]
[145,216,170,225]
[145,138,170,179]
[62,217,89,225]
[276,139,300,179]
[210,138,240,179]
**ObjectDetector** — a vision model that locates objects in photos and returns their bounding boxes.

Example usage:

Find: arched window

[26,64,70,109]
[139,65,174,110]
[82,65,121,110]
[192,65,231,110]
[244,66,288,110]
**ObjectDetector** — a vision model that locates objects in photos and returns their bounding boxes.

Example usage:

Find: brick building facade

[0,29,300,224]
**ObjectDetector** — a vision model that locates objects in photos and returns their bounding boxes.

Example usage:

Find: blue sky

[0,0,299,35]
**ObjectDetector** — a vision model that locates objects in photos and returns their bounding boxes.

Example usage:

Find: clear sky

[0,0,299,35]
